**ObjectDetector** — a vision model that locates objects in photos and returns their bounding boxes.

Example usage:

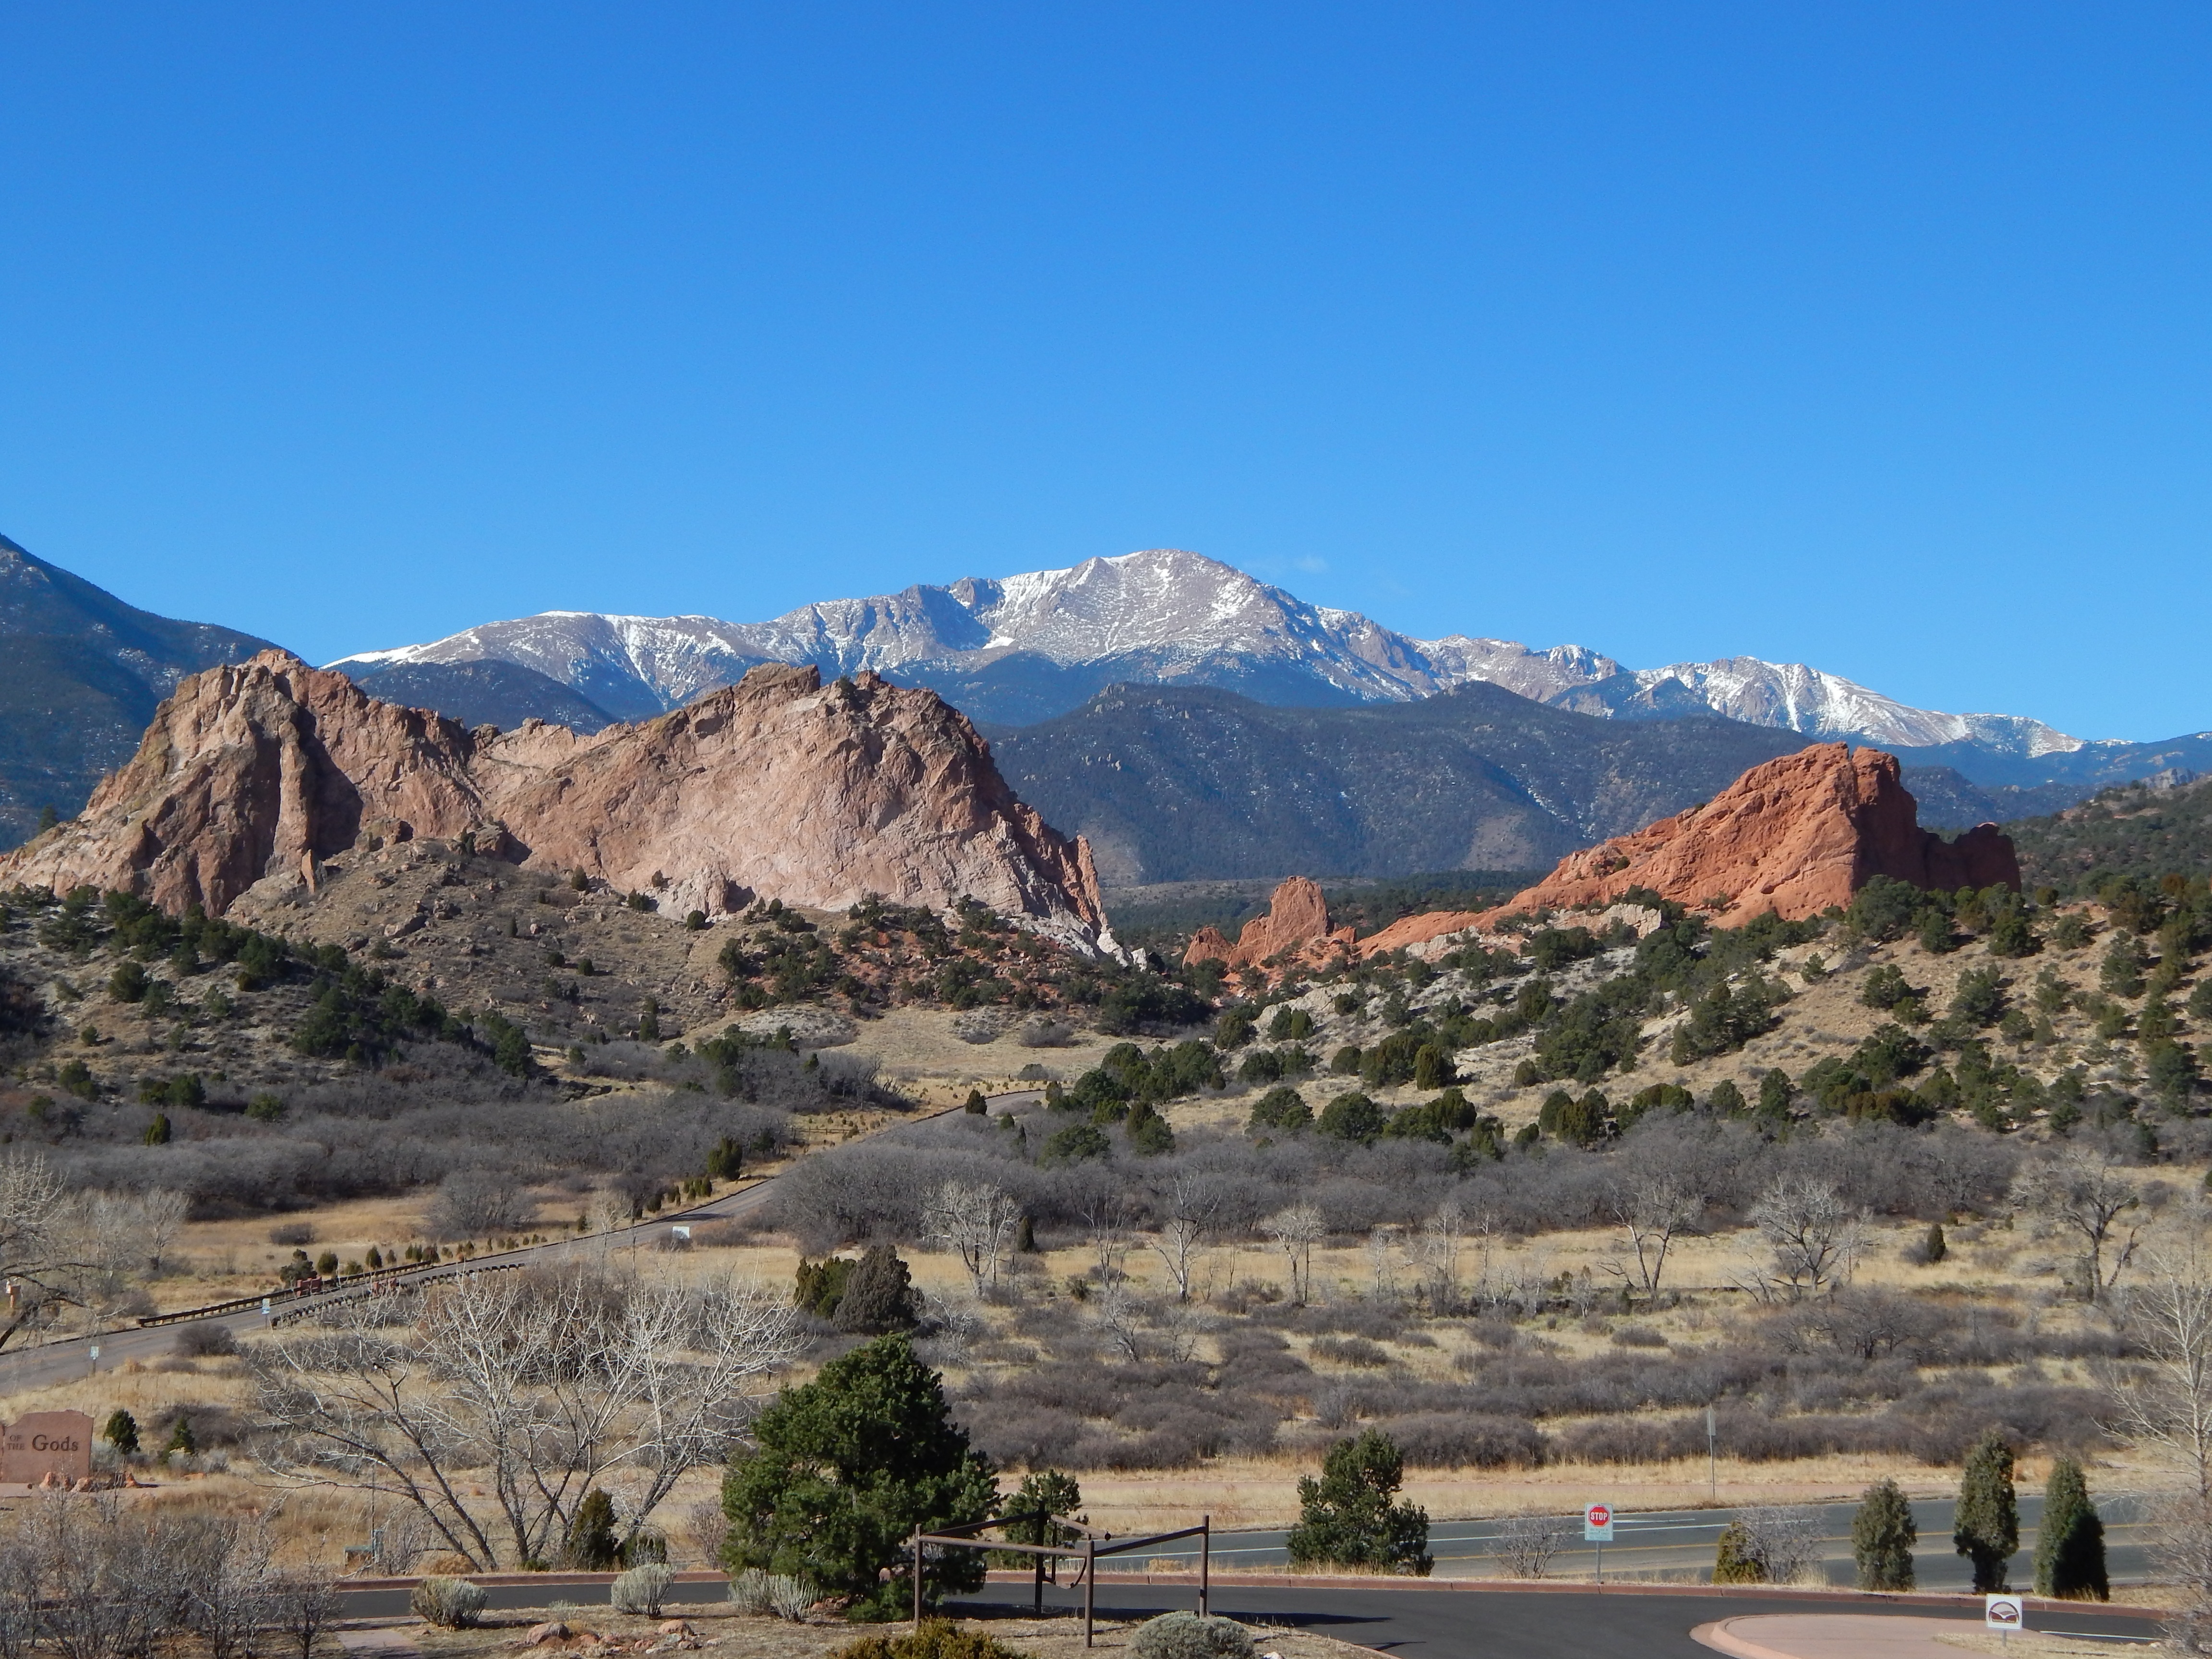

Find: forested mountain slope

[2008,773,2212,896]
[985,682,1981,885]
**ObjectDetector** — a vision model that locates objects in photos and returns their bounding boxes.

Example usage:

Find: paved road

[332,1575,2164,1659]
[1094,1496,2156,1591]
[0,1177,785,1394]
[955,1581,2164,1659]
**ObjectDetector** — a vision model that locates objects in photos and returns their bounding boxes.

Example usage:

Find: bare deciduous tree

[2152,1491,2212,1654]
[1491,1514,1574,1579]
[922,1180,1021,1297]
[1094,1283,1147,1364]
[264,1570,342,1659]
[0,1152,97,1349]
[1409,1201,1465,1313]
[1365,1225,1401,1300]
[1261,1204,1325,1305]
[1733,1506,1824,1584]
[1150,1172,1218,1302]
[428,1168,532,1242]
[2016,1146,2144,1301]
[1604,1171,1702,1297]
[1080,1190,1135,1290]
[1743,1177,1863,1301]
[252,1262,799,1570]
[2106,1242,2212,1497]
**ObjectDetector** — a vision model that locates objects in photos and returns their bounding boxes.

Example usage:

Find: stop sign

[1584,1503,1614,1540]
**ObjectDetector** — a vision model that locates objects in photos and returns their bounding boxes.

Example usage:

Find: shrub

[410,1576,487,1628]
[1131,1612,1256,1659]
[830,1621,1032,1659]
[1378,1413,1549,1469]
[729,1566,775,1613]
[1712,1520,1763,1583]
[173,1321,238,1358]
[769,1574,819,1621]
[610,1563,676,1616]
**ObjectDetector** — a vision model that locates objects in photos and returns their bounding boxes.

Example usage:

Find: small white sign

[1584,1502,1614,1541]
[672,1225,691,1240]
[1985,1595,2025,1630]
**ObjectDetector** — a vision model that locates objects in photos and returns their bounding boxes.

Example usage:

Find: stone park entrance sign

[2,1412,93,1485]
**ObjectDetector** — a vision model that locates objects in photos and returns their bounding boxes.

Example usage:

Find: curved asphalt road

[332,1574,2164,1659]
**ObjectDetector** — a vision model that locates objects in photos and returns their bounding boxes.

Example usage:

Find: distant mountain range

[8,533,2211,882]
[335,547,2089,759]
[0,534,276,848]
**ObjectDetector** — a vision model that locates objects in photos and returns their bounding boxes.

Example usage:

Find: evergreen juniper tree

[1851,1478,1917,1591]
[721,1334,998,1618]
[1954,1429,2020,1592]
[832,1244,923,1335]
[566,1489,621,1569]
[1712,1520,1764,1584]
[1285,1429,1431,1575]
[2033,1458,2108,1601]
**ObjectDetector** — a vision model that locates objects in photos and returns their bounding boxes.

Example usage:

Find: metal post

[1200,1517,1210,1617]
[913,1529,923,1630]
[1034,1541,1045,1616]
[1084,1536,1095,1647]
[1595,1536,1602,1586]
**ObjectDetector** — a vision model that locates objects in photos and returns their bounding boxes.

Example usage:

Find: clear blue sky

[2,5,2207,740]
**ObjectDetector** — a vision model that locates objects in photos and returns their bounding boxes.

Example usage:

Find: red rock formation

[0,651,1111,947]
[1184,876,1354,973]
[1470,742,2018,930]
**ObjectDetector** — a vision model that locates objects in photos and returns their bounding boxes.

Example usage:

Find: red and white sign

[1984,1595,2024,1630]
[1584,1503,1614,1541]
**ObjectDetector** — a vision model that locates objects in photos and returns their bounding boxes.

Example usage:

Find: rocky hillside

[1470,744,2020,931]
[0,534,276,851]
[0,652,1111,950]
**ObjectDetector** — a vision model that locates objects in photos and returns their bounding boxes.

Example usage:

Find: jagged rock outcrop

[1184,876,1352,973]
[1468,742,2019,930]
[0,652,1111,949]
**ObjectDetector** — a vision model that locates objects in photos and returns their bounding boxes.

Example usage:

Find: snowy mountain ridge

[332,547,2084,756]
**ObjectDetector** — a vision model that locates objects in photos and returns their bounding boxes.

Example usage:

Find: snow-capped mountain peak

[330,547,2081,755]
